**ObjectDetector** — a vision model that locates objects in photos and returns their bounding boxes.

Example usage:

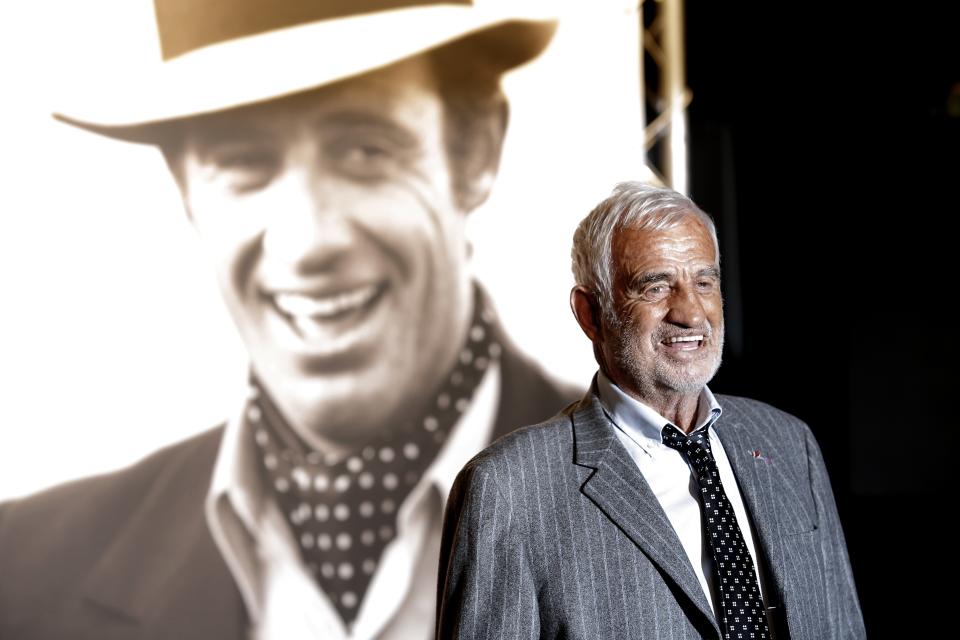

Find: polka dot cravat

[661,424,769,640]
[249,291,500,627]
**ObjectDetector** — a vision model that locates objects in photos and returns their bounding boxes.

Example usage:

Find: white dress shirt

[205,362,501,639]
[595,371,769,617]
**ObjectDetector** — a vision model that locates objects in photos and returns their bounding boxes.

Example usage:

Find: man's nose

[664,285,706,328]
[261,166,353,271]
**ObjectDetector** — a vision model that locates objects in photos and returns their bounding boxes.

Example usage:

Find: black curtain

[686,2,958,636]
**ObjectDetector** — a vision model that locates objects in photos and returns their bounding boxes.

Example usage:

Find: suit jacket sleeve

[437,459,539,639]
[804,426,866,638]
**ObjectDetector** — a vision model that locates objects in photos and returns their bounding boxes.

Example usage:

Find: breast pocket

[776,468,819,537]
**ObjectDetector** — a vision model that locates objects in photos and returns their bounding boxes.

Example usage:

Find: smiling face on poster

[170,56,495,452]
[0,0,648,499]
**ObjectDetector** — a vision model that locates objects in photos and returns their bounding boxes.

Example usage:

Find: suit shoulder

[716,394,812,437]
[0,427,226,634]
[459,409,573,486]
[0,426,223,551]
[444,411,575,539]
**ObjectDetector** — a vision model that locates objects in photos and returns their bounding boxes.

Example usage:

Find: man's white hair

[571,181,719,308]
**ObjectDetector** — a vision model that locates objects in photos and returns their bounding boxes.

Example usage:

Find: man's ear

[572,286,616,373]
[570,286,603,344]
[455,99,508,213]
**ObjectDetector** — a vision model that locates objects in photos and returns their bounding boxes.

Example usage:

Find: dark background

[684,2,957,636]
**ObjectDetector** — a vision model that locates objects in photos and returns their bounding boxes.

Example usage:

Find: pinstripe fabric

[437,391,865,640]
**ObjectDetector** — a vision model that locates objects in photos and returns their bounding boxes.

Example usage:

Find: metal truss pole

[641,0,690,193]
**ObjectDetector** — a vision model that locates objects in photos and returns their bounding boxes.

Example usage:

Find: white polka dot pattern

[250,289,500,627]
[662,425,769,640]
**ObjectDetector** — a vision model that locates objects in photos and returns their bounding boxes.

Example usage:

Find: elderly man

[437,182,865,639]
[0,3,575,639]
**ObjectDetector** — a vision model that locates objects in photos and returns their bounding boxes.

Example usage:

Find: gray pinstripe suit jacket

[437,389,865,639]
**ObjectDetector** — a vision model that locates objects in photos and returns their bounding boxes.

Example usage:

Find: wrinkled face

[601,217,724,400]
[174,57,474,447]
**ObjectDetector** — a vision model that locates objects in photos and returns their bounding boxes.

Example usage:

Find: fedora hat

[55,0,556,143]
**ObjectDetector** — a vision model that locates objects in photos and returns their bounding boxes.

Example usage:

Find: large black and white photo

[0,1,647,638]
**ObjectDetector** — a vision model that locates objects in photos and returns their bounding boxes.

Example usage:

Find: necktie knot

[662,424,713,461]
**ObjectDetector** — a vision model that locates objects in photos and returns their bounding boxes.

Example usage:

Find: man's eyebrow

[629,266,721,288]
[630,271,673,287]
[314,111,420,149]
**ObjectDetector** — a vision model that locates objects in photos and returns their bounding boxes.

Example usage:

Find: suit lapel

[572,393,721,638]
[81,434,245,639]
[713,400,815,612]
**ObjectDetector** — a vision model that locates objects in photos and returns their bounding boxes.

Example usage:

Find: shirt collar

[207,386,266,535]
[204,384,268,619]
[596,369,722,452]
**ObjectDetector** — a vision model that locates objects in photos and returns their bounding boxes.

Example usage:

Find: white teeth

[292,315,325,340]
[666,335,703,343]
[274,285,379,320]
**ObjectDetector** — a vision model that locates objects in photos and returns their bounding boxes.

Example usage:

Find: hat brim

[54,6,556,144]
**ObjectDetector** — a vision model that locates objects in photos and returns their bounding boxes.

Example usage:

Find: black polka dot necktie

[250,290,500,627]
[662,424,769,640]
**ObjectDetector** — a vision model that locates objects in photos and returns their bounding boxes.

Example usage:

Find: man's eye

[697,280,716,291]
[642,284,670,301]
[205,147,280,192]
[327,135,406,181]
[345,144,389,165]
